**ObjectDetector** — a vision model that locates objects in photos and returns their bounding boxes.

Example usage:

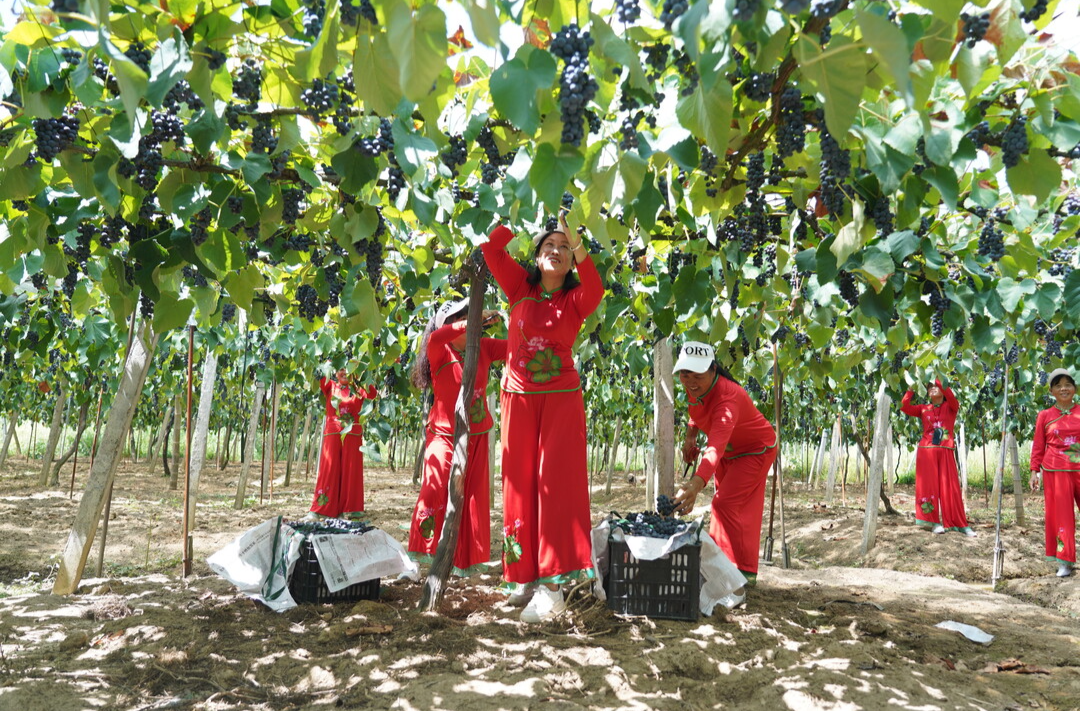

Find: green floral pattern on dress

[525,348,561,384]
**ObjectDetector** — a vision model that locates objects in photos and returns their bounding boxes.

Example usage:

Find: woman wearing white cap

[407,298,506,575]
[899,378,976,536]
[671,341,776,607]
[481,212,603,622]
[1030,368,1080,577]
[305,363,378,521]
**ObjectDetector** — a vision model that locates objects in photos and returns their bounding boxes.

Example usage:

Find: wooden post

[284,411,301,487]
[957,422,968,497]
[185,347,219,534]
[61,402,90,498]
[419,271,485,612]
[861,382,891,555]
[267,380,280,501]
[0,414,18,468]
[39,387,67,486]
[807,427,827,487]
[169,393,182,490]
[652,337,675,505]
[1008,432,1024,526]
[233,384,266,510]
[305,415,322,481]
[825,415,841,505]
[885,425,895,495]
[53,324,158,595]
[605,417,623,496]
[182,326,195,577]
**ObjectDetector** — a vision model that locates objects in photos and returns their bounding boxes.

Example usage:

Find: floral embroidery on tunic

[502,519,524,564]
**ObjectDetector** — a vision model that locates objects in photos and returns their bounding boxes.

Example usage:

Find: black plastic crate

[605,539,700,621]
[288,539,380,604]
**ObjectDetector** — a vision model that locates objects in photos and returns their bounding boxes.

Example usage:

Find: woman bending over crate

[672,341,776,609]
[406,297,506,575]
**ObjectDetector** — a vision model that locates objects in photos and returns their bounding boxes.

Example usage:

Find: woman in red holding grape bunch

[481,211,603,623]
[900,377,975,536]
[407,297,506,575]
[305,364,377,521]
[1030,368,1080,578]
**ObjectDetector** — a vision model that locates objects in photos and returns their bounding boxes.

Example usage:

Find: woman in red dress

[306,367,377,521]
[1030,368,1080,577]
[900,379,975,536]
[481,213,603,623]
[671,341,776,609]
[407,298,507,575]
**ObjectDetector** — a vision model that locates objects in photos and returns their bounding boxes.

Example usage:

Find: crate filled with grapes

[285,519,381,604]
[602,496,703,621]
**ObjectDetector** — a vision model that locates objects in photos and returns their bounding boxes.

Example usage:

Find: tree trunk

[305,417,322,480]
[185,350,219,530]
[956,422,968,498]
[53,324,158,595]
[885,425,895,495]
[285,406,302,484]
[861,382,892,555]
[39,389,68,486]
[1008,432,1024,527]
[218,423,231,470]
[0,414,17,468]
[419,271,485,612]
[161,406,174,481]
[169,393,182,490]
[262,381,280,501]
[52,402,90,481]
[233,384,266,509]
[651,338,675,505]
[808,427,828,487]
[825,415,841,505]
[605,418,623,496]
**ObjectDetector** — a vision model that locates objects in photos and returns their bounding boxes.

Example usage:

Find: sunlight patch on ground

[800,657,852,671]
[552,645,614,667]
[782,689,862,710]
[451,676,544,696]
[387,653,446,670]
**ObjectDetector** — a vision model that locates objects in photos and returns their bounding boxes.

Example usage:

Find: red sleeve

[319,377,332,396]
[481,224,529,303]
[570,254,603,319]
[900,390,920,417]
[1031,410,1048,472]
[364,384,377,400]
[429,322,466,352]
[942,386,959,417]
[482,337,507,363]
[693,395,741,484]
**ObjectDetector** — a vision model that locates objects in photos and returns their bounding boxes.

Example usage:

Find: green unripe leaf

[490,45,557,135]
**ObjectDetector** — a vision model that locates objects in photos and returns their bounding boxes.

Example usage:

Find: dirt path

[1,458,1078,710]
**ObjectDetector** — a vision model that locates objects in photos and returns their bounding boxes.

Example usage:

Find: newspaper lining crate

[605,539,701,621]
[288,538,380,604]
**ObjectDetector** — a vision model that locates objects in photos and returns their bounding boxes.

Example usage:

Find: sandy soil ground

[0,454,1078,710]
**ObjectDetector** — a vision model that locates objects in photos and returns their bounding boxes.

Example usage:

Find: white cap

[434,298,469,329]
[1048,368,1073,386]
[673,341,715,374]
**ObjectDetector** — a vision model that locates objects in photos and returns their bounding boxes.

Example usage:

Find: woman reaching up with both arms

[481,211,603,623]
[900,376,976,537]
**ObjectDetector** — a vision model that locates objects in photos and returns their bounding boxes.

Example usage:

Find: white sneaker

[506,584,536,607]
[932,524,945,534]
[718,589,746,609]
[1057,563,1073,578]
[961,528,978,538]
[302,511,329,522]
[520,586,566,623]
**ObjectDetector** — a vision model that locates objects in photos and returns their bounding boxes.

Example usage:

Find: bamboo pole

[182,326,195,577]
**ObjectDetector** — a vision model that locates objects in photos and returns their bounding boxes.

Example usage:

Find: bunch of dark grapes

[285,518,373,536]
[124,42,152,73]
[819,126,851,215]
[205,49,226,70]
[643,43,669,81]
[1045,337,1062,361]
[51,0,78,14]
[927,285,950,337]
[182,265,209,288]
[386,164,406,201]
[440,135,468,176]
[1047,247,1074,278]
[743,72,773,102]
[221,303,237,324]
[100,215,126,247]
[810,0,843,18]
[615,0,641,24]
[227,195,244,215]
[660,0,689,28]
[656,495,677,517]
[282,188,305,225]
[890,349,909,373]
[32,116,80,161]
[549,25,598,148]
[348,0,378,25]
[777,87,805,158]
[733,0,762,22]
[189,207,212,246]
[480,162,500,185]
[324,263,343,307]
[868,196,893,236]
[965,120,990,146]
[139,291,154,318]
[285,233,315,252]
[610,511,690,538]
[477,126,505,166]
[780,0,810,11]
[1020,0,1048,23]
[233,60,262,107]
[296,284,328,321]
[162,81,203,112]
[149,110,184,146]
[977,218,1005,261]
[952,327,965,348]
[301,78,338,115]
[838,270,859,308]
[1001,116,1028,168]
[301,0,326,36]
[960,13,990,48]
[251,118,277,154]
[771,324,790,343]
